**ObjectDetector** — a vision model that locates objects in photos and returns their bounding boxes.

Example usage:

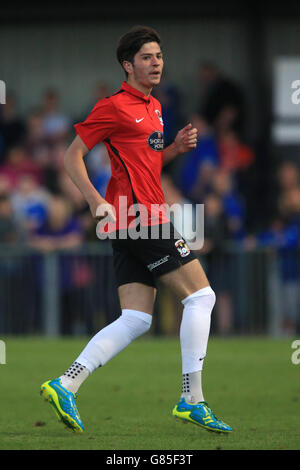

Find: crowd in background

[0,62,299,336]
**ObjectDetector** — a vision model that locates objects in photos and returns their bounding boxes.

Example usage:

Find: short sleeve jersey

[74,81,169,230]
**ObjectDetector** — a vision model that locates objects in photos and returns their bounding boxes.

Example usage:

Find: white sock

[181,371,204,404]
[60,361,90,394]
[74,309,152,374]
[179,286,216,401]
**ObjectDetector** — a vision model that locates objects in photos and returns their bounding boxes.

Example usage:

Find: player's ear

[123,60,133,75]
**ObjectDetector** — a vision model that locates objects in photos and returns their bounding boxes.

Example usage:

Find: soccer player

[40,26,232,434]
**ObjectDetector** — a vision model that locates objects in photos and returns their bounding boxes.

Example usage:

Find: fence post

[266,251,281,337]
[43,253,60,336]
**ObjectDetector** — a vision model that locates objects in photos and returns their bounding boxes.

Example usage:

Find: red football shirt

[74,81,169,231]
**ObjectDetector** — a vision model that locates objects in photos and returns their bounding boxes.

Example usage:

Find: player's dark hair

[116,25,162,77]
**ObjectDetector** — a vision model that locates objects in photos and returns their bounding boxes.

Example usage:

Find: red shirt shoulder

[74,93,120,150]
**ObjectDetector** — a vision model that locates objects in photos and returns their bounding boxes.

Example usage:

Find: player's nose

[151,57,161,66]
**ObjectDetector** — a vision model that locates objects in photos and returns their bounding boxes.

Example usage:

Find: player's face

[127,42,163,92]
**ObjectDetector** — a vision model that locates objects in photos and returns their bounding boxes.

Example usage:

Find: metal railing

[0,242,299,337]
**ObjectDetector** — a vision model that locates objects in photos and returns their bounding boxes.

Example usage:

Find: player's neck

[126,78,152,97]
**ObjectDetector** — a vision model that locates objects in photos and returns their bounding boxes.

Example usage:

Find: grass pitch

[0,336,299,450]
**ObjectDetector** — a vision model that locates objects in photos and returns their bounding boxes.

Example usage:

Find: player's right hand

[89,198,116,223]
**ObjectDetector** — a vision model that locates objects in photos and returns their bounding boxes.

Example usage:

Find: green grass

[0,336,299,450]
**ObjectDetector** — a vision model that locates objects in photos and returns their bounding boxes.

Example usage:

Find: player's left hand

[174,123,198,154]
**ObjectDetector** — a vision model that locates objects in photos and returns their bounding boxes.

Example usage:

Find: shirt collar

[121,81,151,103]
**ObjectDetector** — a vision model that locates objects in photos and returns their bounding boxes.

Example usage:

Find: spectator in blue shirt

[212,169,246,242]
[178,115,219,202]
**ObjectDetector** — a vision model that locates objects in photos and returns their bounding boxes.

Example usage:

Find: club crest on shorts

[175,239,190,257]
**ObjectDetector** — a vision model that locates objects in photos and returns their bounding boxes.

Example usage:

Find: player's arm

[64,135,116,221]
[162,123,197,166]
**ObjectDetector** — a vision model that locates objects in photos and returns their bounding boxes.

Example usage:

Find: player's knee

[121,309,152,339]
[181,286,216,313]
[206,287,216,312]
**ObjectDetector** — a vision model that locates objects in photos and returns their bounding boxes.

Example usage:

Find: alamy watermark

[291,80,300,104]
[291,340,300,365]
[0,80,6,104]
[0,340,6,364]
[95,197,204,250]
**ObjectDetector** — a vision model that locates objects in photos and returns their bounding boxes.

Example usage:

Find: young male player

[40,26,232,434]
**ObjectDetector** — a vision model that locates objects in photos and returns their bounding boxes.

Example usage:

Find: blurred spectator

[24,108,49,164]
[0,92,26,163]
[218,129,255,215]
[277,161,300,192]
[273,161,300,222]
[0,193,21,244]
[40,88,71,144]
[218,129,254,172]
[42,141,68,194]
[29,195,83,252]
[0,145,43,190]
[196,61,246,138]
[178,115,219,202]
[212,169,246,242]
[0,174,11,197]
[201,192,228,254]
[10,175,50,234]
